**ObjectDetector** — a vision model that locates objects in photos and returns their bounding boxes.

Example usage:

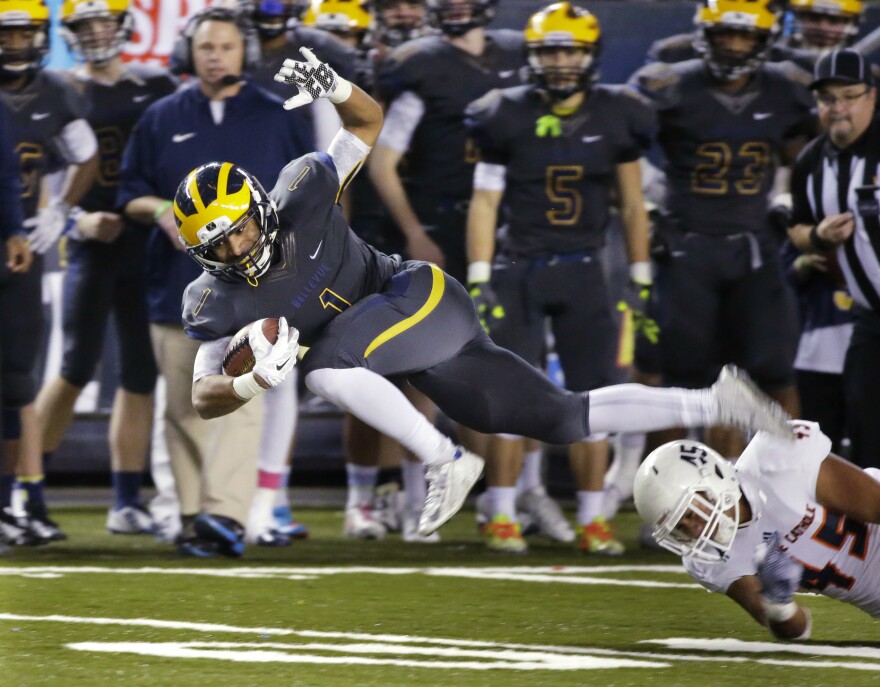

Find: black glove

[617,280,659,345]
[468,280,505,334]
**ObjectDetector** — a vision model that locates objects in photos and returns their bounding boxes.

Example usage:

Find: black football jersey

[376,30,526,216]
[249,27,360,99]
[68,64,177,213]
[646,31,817,72]
[0,69,89,218]
[629,59,815,236]
[183,152,400,344]
[466,84,655,255]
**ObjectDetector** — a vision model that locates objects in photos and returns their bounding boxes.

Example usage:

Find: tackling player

[634,426,880,640]
[465,2,655,554]
[34,0,177,537]
[174,47,795,539]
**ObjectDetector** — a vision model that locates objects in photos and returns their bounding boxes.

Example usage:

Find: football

[222,318,280,377]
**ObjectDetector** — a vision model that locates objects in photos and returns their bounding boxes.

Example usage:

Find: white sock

[248,487,276,527]
[274,468,291,509]
[306,368,458,466]
[577,490,605,525]
[488,486,518,519]
[605,433,646,494]
[588,385,713,434]
[260,375,297,473]
[401,459,426,513]
[516,449,544,494]
[346,464,378,510]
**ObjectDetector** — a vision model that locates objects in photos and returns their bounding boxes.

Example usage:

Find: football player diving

[634,424,880,640]
[175,47,795,538]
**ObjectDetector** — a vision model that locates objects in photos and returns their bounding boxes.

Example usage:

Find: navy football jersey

[0,69,89,219]
[68,64,177,214]
[466,84,654,255]
[376,30,526,216]
[183,152,400,344]
[629,59,815,236]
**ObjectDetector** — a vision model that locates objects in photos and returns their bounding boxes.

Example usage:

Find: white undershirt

[375,91,424,153]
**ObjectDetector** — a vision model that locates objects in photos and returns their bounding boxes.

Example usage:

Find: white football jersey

[685,421,880,617]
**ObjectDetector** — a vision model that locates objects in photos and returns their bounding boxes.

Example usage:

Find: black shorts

[0,250,43,407]
[653,232,798,389]
[60,229,157,394]
[489,252,616,392]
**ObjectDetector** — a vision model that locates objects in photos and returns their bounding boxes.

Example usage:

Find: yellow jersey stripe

[364,264,445,359]
[335,158,364,205]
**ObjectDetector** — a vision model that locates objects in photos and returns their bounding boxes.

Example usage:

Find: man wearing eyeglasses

[789,48,880,470]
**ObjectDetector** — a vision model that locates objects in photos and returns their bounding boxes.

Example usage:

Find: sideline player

[465,2,655,553]
[634,427,880,640]
[35,0,177,536]
[173,47,794,538]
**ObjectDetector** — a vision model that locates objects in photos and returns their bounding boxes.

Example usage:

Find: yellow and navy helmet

[524,3,601,99]
[174,162,279,283]
[693,0,783,82]
[0,0,50,79]
[788,0,862,51]
[60,0,133,65]
[425,0,497,37]
[302,0,372,44]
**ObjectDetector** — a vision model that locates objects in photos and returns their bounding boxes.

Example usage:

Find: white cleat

[343,505,386,540]
[402,509,440,544]
[419,448,485,537]
[373,483,405,533]
[711,365,794,440]
[516,486,575,543]
[106,504,156,535]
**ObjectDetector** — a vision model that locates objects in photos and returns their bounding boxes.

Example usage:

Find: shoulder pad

[465,87,505,120]
[768,60,813,88]
[632,61,681,101]
[486,28,525,51]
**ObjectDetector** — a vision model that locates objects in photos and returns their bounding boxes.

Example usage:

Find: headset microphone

[219,74,242,86]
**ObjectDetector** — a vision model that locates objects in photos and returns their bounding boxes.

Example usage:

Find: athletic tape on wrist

[328,77,353,104]
[232,372,264,401]
[764,599,798,623]
[467,260,491,284]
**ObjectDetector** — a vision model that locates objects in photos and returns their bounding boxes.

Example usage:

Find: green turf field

[1,506,877,686]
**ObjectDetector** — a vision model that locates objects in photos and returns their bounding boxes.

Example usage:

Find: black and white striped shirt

[791,116,880,311]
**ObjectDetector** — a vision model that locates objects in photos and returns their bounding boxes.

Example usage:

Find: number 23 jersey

[685,421,880,618]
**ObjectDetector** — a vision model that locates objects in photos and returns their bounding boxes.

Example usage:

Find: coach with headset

[789,47,880,471]
[117,6,313,556]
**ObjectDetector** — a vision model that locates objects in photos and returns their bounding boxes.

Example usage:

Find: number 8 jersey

[685,421,880,618]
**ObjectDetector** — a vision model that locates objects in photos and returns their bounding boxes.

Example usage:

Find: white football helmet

[633,440,742,563]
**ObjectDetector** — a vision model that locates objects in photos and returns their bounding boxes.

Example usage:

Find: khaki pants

[150,323,263,525]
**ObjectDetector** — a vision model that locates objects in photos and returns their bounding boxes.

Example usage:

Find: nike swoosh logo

[275,356,293,370]
[309,240,323,259]
[753,112,773,120]
[132,94,150,103]
[31,112,50,120]
[172,132,196,143]
[582,135,603,143]
[498,69,516,78]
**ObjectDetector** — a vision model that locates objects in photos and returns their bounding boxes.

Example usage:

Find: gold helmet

[59,0,133,65]
[524,2,601,99]
[788,0,862,52]
[0,0,50,79]
[301,0,372,44]
[693,0,783,82]
[174,162,279,283]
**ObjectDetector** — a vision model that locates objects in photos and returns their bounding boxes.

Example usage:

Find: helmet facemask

[426,0,495,37]
[528,44,597,100]
[794,9,859,51]
[695,25,775,82]
[250,0,303,39]
[61,11,132,65]
[374,0,428,48]
[0,23,48,81]
[653,486,741,562]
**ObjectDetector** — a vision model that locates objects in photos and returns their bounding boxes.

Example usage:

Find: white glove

[251,316,299,387]
[232,317,300,401]
[25,199,70,254]
[273,46,353,110]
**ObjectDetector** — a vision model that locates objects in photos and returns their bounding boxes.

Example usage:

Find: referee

[789,48,880,469]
